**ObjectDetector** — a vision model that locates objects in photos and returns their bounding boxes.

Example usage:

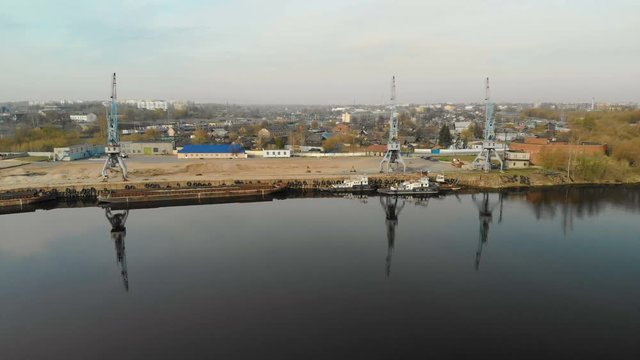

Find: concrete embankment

[453,171,640,189]
[4,171,639,201]
[6,174,420,200]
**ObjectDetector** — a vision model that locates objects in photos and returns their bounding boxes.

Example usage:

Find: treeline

[520,108,561,120]
[539,110,640,181]
[0,126,84,152]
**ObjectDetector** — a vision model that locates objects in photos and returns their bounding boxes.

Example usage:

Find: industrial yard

[0,156,455,191]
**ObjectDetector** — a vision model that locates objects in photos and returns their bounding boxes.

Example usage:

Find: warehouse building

[120,141,174,156]
[54,144,104,161]
[504,151,531,169]
[263,149,291,158]
[177,144,247,159]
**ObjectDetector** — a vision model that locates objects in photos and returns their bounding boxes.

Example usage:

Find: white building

[341,113,351,123]
[263,149,291,158]
[453,121,472,134]
[138,100,168,111]
[504,151,531,169]
[70,113,97,123]
[122,100,169,111]
[495,132,519,141]
[54,144,104,161]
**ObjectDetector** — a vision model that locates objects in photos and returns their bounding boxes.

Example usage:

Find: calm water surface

[1,188,640,359]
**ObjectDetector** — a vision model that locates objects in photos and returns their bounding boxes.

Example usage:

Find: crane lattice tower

[106,208,130,291]
[380,196,405,277]
[380,76,406,173]
[471,77,503,172]
[101,73,128,180]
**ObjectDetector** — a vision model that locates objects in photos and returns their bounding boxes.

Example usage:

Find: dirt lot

[0,156,457,191]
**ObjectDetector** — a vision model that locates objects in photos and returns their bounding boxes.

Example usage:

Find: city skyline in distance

[1,0,639,104]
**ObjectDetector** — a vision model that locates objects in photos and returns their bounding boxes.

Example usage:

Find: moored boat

[98,183,287,204]
[322,175,372,192]
[435,173,462,192]
[377,177,439,195]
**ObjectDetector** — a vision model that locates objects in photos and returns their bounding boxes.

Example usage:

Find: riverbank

[1,156,639,194]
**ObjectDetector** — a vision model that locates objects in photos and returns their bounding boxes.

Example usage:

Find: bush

[539,147,569,171]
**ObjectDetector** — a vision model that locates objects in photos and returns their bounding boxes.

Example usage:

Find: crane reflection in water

[379,195,405,277]
[105,207,130,291]
[472,192,504,271]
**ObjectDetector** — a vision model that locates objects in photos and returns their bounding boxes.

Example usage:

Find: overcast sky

[1,0,638,104]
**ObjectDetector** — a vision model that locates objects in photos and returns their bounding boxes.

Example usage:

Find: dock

[1,174,421,202]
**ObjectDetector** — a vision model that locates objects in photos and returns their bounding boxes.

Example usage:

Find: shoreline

[2,173,639,198]
[2,156,639,195]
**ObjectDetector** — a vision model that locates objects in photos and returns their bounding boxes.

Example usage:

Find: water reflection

[105,207,130,291]
[4,190,640,358]
[342,193,369,204]
[379,196,405,277]
[515,186,640,234]
[472,193,504,271]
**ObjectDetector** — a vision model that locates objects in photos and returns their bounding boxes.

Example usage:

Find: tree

[460,128,474,147]
[322,134,356,153]
[473,122,484,139]
[124,108,137,122]
[274,137,284,149]
[192,129,208,144]
[438,124,453,148]
[143,128,161,141]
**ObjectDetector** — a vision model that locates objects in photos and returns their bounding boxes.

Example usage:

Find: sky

[1,0,639,104]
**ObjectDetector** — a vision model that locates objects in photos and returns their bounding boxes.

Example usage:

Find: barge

[0,190,57,209]
[97,183,287,204]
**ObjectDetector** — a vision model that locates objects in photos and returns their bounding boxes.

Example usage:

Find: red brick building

[332,123,352,134]
[509,138,606,165]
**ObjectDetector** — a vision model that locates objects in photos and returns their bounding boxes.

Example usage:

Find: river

[1,187,639,359]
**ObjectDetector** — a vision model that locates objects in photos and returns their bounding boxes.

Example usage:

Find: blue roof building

[177,144,247,159]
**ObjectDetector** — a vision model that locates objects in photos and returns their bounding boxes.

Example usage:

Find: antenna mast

[101,73,128,180]
[379,76,406,173]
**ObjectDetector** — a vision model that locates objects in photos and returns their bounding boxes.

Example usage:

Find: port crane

[380,195,405,276]
[105,207,130,291]
[101,73,128,180]
[471,78,503,172]
[380,76,406,173]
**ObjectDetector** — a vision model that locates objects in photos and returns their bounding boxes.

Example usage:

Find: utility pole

[101,73,128,180]
[380,76,406,173]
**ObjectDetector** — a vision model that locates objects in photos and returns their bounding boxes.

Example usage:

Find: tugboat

[377,176,439,195]
[435,172,462,192]
[323,175,372,193]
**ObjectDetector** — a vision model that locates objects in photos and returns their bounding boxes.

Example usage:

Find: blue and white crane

[380,76,406,173]
[471,77,503,171]
[101,73,128,180]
